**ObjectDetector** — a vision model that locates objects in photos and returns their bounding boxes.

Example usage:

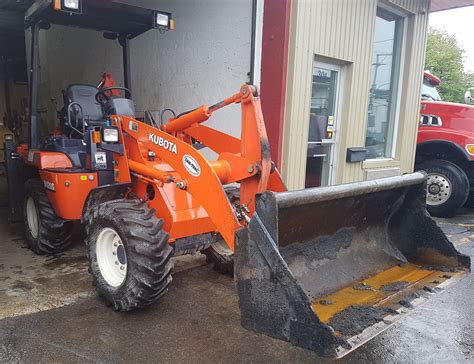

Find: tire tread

[24,179,73,255]
[85,199,173,311]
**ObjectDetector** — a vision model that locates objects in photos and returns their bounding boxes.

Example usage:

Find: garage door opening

[0,7,29,152]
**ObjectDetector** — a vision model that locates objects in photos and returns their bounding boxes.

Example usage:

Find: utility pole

[369,53,392,114]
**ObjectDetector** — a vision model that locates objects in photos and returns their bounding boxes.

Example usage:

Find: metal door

[305,62,342,187]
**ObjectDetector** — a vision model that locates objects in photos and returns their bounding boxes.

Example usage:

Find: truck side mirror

[465,90,472,104]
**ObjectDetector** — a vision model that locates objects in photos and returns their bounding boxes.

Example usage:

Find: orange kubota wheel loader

[5,0,470,359]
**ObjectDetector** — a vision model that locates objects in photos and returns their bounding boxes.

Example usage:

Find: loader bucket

[235,172,470,358]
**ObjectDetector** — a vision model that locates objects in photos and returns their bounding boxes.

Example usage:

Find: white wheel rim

[26,197,39,239]
[96,227,127,287]
[212,239,233,257]
[426,173,452,206]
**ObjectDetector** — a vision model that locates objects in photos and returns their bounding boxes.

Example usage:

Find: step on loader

[5,0,470,358]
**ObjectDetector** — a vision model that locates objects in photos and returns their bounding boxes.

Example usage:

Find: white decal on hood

[182,154,201,177]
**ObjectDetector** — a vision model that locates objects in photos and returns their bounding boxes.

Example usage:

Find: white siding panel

[283,0,431,189]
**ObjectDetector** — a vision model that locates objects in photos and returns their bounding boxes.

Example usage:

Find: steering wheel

[95,86,131,105]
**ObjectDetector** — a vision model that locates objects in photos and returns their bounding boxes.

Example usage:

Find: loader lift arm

[110,84,285,250]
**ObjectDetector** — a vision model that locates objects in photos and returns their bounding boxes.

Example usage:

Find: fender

[81,182,133,224]
[416,139,472,162]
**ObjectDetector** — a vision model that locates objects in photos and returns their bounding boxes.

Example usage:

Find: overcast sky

[429,6,474,73]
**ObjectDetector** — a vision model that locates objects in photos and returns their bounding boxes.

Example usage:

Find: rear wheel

[202,186,238,276]
[23,179,74,255]
[417,159,469,217]
[202,238,234,275]
[85,199,173,311]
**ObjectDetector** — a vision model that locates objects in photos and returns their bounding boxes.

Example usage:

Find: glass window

[421,81,442,101]
[311,68,337,116]
[365,8,404,159]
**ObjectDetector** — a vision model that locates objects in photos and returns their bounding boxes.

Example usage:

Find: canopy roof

[25,0,168,38]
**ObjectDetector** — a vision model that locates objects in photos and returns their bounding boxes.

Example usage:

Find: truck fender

[81,182,133,224]
[416,140,471,162]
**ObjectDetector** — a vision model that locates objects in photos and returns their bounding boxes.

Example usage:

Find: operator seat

[42,84,104,168]
[65,84,105,129]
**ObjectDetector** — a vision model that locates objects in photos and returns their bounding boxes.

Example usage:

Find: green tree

[425,28,472,103]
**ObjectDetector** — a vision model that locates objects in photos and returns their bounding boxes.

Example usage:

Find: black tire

[463,192,474,208]
[23,179,74,255]
[85,199,173,311]
[202,238,234,276]
[417,159,469,217]
[201,185,238,276]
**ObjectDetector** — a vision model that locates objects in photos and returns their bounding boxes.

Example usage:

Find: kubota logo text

[149,133,177,154]
[182,155,201,177]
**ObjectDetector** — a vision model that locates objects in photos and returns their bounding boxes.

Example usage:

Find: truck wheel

[85,199,173,311]
[463,193,474,208]
[23,179,74,255]
[202,238,234,275]
[417,159,469,217]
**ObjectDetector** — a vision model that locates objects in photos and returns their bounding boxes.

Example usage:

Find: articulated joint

[241,84,258,98]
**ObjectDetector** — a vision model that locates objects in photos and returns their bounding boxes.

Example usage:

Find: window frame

[365,3,407,161]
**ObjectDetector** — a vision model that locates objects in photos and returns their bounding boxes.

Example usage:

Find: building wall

[26,0,253,140]
[124,0,253,139]
[282,0,430,190]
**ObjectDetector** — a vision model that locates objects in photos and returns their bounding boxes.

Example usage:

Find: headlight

[63,0,79,9]
[59,0,81,13]
[155,12,171,29]
[4,134,13,142]
[102,128,119,143]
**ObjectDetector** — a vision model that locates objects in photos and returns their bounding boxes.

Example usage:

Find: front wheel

[85,199,173,311]
[417,159,469,217]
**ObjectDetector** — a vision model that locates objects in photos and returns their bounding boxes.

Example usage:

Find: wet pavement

[1,201,473,362]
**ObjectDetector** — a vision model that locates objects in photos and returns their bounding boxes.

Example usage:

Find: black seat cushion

[66,85,105,128]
